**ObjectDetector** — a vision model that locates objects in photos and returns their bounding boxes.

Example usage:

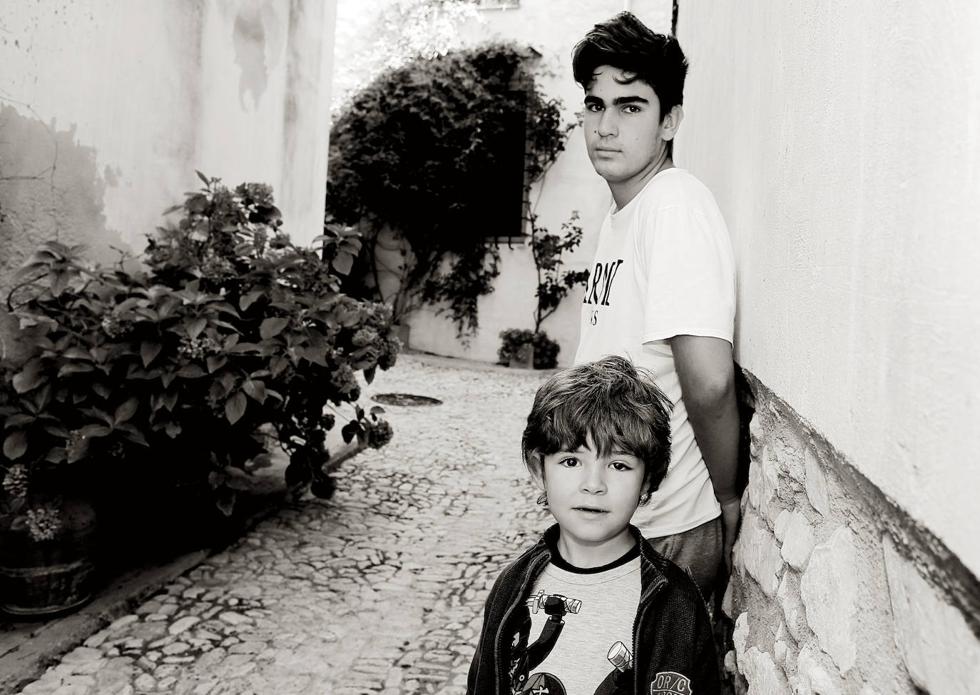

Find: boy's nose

[597,110,617,137]
[581,468,607,494]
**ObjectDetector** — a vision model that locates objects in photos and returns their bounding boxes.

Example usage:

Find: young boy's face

[533,436,645,567]
[583,66,677,194]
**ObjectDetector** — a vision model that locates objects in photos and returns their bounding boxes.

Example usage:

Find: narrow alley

[15,355,550,695]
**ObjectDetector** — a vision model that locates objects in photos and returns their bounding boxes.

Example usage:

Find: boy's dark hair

[522,355,672,494]
[572,12,689,157]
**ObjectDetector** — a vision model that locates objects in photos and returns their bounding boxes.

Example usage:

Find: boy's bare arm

[670,334,741,570]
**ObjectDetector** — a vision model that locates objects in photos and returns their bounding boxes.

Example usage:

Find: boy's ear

[526,452,546,490]
[660,105,684,141]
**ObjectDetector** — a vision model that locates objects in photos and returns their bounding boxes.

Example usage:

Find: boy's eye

[558,457,580,468]
[585,102,603,112]
[610,460,634,472]
[622,104,641,114]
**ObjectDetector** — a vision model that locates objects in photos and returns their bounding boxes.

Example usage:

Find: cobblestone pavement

[16,354,552,695]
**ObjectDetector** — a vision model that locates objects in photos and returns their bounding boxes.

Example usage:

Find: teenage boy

[572,12,740,600]
[467,356,719,695]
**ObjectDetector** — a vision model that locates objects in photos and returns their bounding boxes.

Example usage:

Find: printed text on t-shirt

[583,259,624,307]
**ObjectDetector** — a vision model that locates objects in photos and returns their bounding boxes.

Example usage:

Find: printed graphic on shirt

[582,259,624,307]
[522,672,566,695]
[649,671,692,695]
[582,258,624,329]
[510,592,634,695]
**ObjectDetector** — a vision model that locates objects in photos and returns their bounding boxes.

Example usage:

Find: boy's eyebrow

[583,95,650,106]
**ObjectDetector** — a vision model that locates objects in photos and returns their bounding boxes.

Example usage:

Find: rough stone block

[748,452,780,521]
[721,575,735,619]
[883,537,980,695]
[773,428,807,484]
[792,643,842,695]
[775,620,789,645]
[773,640,788,666]
[773,509,791,542]
[739,509,784,596]
[749,413,765,459]
[740,647,789,694]
[804,448,830,516]
[733,612,749,662]
[777,571,808,643]
[781,511,816,570]
[800,527,858,673]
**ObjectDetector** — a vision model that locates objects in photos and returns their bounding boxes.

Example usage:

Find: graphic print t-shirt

[574,168,736,537]
[512,547,641,695]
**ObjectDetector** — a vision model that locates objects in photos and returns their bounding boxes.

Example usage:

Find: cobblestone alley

[14,354,551,695]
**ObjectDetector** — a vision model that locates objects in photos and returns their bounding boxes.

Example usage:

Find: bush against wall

[0,176,400,537]
[327,42,571,337]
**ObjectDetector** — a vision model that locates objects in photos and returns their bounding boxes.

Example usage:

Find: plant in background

[497,211,590,370]
[529,211,590,336]
[327,42,573,338]
[0,174,400,541]
[497,328,535,367]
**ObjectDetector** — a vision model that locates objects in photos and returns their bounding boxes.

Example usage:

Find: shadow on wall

[735,364,756,498]
[0,104,123,361]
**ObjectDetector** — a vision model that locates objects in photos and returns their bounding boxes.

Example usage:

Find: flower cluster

[25,504,62,542]
[2,464,29,499]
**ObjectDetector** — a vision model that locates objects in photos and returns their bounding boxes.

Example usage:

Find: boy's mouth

[573,506,608,514]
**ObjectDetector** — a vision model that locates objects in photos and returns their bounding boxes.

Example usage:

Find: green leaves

[242,379,267,404]
[12,359,44,394]
[259,317,289,340]
[224,392,247,425]
[3,431,27,459]
[114,398,139,425]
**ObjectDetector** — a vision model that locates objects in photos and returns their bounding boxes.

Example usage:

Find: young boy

[572,12,740,601]
[467,356,719,694]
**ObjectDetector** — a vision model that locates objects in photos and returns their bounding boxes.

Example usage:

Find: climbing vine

[326,42,573,337]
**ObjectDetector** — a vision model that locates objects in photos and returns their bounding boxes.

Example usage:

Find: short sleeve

[635,204,736,344]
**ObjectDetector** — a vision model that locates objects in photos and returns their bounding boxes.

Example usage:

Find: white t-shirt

[574,167,736,537]
[520,555,641,695]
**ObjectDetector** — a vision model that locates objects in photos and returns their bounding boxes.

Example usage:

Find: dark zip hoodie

[466,524,720,694]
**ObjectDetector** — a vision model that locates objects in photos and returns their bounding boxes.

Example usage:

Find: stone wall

[727,371,980,694]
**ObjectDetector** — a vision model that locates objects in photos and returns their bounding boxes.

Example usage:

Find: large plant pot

[508,344,535,369]
[0,499,98,617]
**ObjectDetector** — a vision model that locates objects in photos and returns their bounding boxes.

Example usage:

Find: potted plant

[0,367,102,616]
[498,328,535,369]
[0,175,400,610]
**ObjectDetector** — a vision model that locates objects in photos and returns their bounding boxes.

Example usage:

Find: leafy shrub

[1,175,399,535]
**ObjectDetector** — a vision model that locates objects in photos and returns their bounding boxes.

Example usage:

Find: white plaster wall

[676,1,980,575]
[334,0,672,363]
[0,0,334,250]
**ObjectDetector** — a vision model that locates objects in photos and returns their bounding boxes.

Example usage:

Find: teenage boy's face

[534,437,645,568]
[583,66,676,198]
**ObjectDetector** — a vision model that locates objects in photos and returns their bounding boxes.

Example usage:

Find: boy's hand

[720,497,741,574]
